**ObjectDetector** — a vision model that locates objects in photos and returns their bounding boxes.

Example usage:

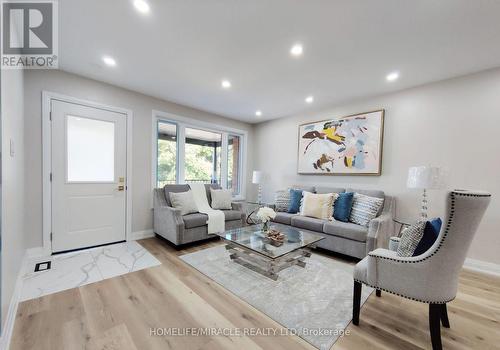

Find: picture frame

[297,109,385,176]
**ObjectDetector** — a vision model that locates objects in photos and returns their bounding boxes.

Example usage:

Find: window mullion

[221,133,228,189]
[177,124,186,184]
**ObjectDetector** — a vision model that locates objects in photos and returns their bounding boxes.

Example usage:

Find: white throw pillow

[169,190,198,216]
[210,188,233,210]
[300,192,337,220]
[349,193,385,226]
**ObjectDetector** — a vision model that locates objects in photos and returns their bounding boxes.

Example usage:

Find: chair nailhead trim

[360,190,491,304]
[354,278,454,304]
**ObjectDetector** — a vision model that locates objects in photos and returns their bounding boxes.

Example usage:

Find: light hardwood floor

[11,237,500,350]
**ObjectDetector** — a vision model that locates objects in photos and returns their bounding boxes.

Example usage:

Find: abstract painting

[297,110,384,175]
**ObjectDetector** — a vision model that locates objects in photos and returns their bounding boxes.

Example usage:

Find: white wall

[23,70,254,248]
[253,67,500,265]
[1,69,26,326]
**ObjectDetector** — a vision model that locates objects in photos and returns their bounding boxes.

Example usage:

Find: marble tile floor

[21,241,161,301]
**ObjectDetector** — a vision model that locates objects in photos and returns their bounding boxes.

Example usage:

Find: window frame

[152,110,247,201]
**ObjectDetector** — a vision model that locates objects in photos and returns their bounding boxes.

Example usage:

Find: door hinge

[50,173,52,182]
[49,111,52,121]
[50,232,53,241]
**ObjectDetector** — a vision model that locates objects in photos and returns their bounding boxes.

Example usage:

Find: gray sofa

[153,184,245,245]
[271,186,395,259]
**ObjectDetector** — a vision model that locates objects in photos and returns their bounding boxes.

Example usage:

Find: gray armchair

[353,190,491,350]
[153,184,245,246]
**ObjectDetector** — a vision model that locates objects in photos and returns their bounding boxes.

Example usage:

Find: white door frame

[42,91,133,254]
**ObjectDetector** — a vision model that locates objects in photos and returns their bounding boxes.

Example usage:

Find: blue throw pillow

[413,218,442,256]
[287,189,303,214]
[333,192,354,222]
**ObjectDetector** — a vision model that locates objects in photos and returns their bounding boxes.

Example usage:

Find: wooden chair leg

[376,289,381,297]
[441,303,450,328]
[429,303,443,350]
[353,281,362,325]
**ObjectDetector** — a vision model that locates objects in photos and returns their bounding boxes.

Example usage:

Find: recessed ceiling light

[102,56,117,67]
[290,43,303,57]
[133,0,150,14]
[305,96,314,104]
[386,71,399,82]
[221,80,231,89]
[255,110,262,117]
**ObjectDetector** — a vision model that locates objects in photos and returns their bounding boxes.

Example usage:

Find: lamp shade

[407,166,444,189]
[252,170,263,184]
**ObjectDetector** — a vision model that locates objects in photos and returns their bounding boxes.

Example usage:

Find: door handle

[118,185,125,191]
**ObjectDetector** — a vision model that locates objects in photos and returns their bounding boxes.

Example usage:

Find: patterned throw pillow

[397,221,427,257]
[300,192,338,220]
[349,193,385,226]
[274,190,290,212]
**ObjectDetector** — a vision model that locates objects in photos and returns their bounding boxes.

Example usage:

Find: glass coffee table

[216,223,324,280]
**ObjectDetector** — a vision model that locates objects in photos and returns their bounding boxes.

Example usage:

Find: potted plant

[256,207,276,233]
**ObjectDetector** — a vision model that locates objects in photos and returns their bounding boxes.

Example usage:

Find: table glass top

[216,223,324,259]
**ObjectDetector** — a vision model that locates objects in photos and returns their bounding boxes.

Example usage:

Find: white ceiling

[59,0,500,123]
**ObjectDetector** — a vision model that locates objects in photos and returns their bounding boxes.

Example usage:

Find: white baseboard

[464,258,500,277]
[130,229,155,241]
[26,246,50,259]
[0,250,31,350]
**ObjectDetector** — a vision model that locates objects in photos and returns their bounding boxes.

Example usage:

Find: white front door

[51,100,127,253]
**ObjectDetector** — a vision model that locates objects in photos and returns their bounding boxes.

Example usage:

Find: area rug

[180,245,373,350]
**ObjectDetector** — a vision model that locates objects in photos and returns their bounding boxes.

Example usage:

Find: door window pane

[67,116,114,182]
[185,128,222,185]
[157,121,177,187]
[227,134,241,195]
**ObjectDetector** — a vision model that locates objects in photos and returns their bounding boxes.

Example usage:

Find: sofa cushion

[272,212,297,225]
[221,210,242,221]
[164,184,190,206]
[291,216,325,232]
[315,186,345,194]
[323,221,369,242]
[183,213,208,229]
[183,210,241,229]
[291,185,315,193]
[346,188,384,199]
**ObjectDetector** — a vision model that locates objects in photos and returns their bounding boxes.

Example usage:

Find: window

[154,113,246,198]
[157,121,177,187]
[67,116,114,182]
[185,128,222,185]
[227,134,241,195]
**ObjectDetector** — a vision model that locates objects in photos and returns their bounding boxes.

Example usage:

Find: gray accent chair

[353,190,491,350]
[153,184,245,245]
[271,186,395,259]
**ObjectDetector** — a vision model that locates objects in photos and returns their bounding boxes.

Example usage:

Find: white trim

[42,91,133,253]
[0,250,30,350]
[151,110,248,201]
[130,229,155,240]
[26,246,51,259]
[463,258,500,277]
